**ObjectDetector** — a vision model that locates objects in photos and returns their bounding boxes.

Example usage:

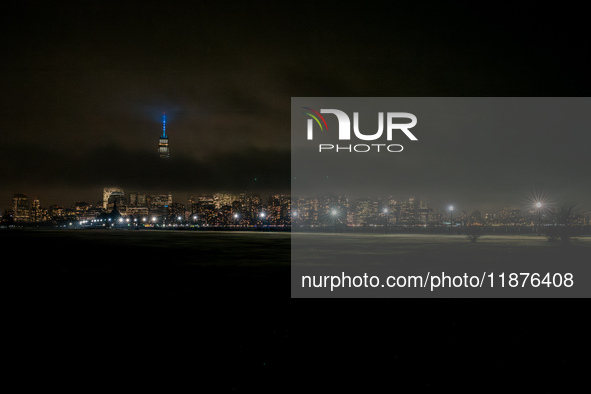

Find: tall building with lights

[12,193,30,222]
[103,187,124,210]
[158,113,170,158]
[31,197,42,222]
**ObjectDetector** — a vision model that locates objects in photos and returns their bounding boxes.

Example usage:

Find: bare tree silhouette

[545,202,580,245]
[464,225,483,243]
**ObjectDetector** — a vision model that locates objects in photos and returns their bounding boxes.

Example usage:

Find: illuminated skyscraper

[158,113,170,158]
[146,193,172,218]
[31,197,42,222]
[103,187,124,210]
[12,193,30,222]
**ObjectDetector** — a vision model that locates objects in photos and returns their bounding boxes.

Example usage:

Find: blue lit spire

[158,112,170,158]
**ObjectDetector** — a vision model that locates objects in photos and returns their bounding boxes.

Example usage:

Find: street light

[259,212,267,231]
[383,208,389,233]
[330,209,339,233]
[535,202,543,233]
[449,205,454,233]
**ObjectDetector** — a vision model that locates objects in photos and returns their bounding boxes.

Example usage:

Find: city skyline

[4,188,589,227]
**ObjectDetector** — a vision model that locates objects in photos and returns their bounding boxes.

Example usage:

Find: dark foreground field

[8,229,290,302]
[6,229,291,390]
[5,229,589,390]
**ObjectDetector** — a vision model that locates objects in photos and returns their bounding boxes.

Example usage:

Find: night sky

[1,1,589,210]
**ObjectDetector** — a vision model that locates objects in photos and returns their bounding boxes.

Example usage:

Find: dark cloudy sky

[1,1,589,210]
